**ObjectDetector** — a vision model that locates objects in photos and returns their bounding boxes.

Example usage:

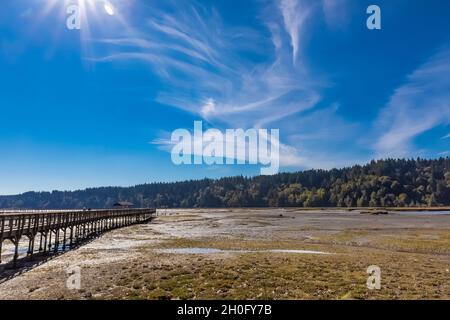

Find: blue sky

[1,0,450,195]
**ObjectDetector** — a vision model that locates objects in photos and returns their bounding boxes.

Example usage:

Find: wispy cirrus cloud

[278,0,313,64]
[94,0,450,170]
[373,45,450,158]
[90,0,372,170]
[95,0,324,130]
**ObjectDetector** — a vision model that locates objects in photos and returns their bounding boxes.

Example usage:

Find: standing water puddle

[5,244,71,256]
[396,211,450,216]
[157,248,331,255]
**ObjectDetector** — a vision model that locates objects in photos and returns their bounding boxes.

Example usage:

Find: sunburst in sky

[43,0,115,17]
[34,0,131,58]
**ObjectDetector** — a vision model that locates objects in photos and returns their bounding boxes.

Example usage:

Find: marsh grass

[1,209,449,300]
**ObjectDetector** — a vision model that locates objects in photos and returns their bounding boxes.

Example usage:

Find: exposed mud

[0,209,449,300]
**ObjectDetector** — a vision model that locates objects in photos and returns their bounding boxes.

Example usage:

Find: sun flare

[34,0,130,57]
[104,2,115,16]
[41,0,119,25]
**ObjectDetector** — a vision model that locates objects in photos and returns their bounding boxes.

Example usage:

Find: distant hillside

[1,158,450,209]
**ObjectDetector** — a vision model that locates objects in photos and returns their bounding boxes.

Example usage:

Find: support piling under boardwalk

[0,209,155,267]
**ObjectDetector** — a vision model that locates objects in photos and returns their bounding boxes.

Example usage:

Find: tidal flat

[0,208,449,300]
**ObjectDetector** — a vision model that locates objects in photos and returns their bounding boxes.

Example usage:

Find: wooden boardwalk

[0,209,155,266]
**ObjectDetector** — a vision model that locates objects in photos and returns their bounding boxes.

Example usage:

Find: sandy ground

[0,208,449,300]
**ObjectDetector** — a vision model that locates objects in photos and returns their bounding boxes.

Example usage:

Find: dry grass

[0,209,449,300]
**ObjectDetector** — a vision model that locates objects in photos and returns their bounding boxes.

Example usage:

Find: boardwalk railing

[0,209,155,266]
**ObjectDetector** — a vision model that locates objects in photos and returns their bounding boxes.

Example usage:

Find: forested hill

[1,158,450,209]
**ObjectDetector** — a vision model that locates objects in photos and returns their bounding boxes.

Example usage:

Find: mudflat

[0,208,449,300]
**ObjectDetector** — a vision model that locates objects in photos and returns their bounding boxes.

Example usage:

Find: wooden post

[28,234,35,259]
[43,232,48,253]
[39,232,44,251]
[48,230,52,252]
[54,229,60,253]
[12,214,24,266]
[62,228,67,250]
[27,235,33,256]
[69,226,74,246]
[13,237,19,267]
[0,216,5,263]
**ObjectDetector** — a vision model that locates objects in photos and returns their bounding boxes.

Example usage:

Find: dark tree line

[1,158,450,209]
